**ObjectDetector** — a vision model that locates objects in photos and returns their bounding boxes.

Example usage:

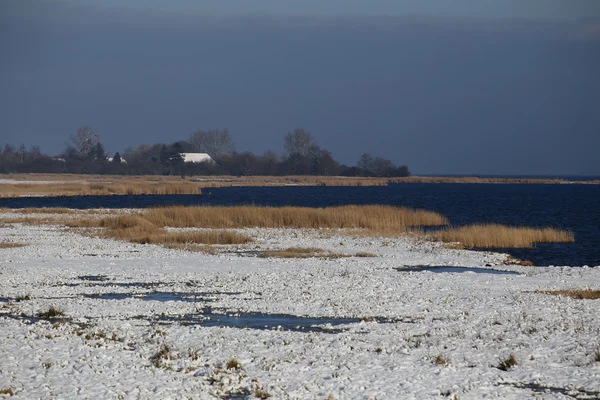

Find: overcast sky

[1,0,599,175]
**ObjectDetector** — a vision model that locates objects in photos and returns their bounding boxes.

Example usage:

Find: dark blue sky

[1,0,599,175]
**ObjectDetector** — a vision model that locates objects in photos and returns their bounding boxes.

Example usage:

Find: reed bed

[430,224,574,248]
[144,205,448,231]
[534,289,600,300]
[66,213,252,250]
[0,182,201,197]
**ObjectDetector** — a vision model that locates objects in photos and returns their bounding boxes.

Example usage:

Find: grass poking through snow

[497,354,518,371]
[36,306,65,319]
[0,242,26,249]
[534,289,600,300]
[258,247,376,259]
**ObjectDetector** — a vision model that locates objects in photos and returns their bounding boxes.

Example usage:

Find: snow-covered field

[1,215,599,399]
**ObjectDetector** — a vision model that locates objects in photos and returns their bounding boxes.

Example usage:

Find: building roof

[181,153,216,164]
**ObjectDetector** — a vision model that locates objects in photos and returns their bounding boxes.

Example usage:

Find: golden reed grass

[0,182,201,197]
[144,205,448,231]
[66,213,252,250]
[430,224,574,248]
[534,289,600,300]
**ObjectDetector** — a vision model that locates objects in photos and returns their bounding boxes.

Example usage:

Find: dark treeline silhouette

[0,127,410,177]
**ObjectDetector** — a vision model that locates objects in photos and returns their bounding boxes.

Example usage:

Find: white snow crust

[1,214,599,399]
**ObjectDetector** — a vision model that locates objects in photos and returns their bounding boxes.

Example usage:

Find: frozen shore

[1,217,599,399]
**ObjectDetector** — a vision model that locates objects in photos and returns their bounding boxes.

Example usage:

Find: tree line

[0,126,410,177]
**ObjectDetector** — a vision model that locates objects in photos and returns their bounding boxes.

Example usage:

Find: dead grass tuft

[435,353,449,366]
[150,345,173,367]
[225,358,243,370]
[534,289,600,300]
[430,224,574,249]
[0,388,14,396]
[36,306,65,319]
[497,354,518,371]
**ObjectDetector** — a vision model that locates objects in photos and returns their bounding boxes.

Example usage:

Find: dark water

[1,183,598,266]
[395,266,521,275]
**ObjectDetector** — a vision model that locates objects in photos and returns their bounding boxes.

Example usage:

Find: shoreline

[1,173,599,198]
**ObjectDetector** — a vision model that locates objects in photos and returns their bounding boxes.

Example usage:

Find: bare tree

[189,129,235,157]
[69,126,100,158]
[283,129,315,157]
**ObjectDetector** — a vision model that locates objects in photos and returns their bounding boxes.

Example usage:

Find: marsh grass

[258,247,376,259]
[145,205,448,231]
[430,224,574,249]
[0,178,201,198]
[534,289,600,300]
[0,242,26,249]
[66,213,252,249]
[37,306,65,319]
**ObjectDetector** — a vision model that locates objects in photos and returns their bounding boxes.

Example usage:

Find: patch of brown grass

[0,388,14,396]
[0,180,200,197]
[0,242,26,249]
[1,207,77,214]
[534,289,600,300]
[430,224,574,248]
[258,247,373,259]
[68,213,252,249]
[145,205,447,231]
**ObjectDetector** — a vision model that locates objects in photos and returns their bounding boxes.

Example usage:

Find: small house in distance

[181,153,216,164]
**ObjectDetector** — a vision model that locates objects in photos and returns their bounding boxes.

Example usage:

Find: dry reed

[67,213,252,249]
[0,179,201,198]
[430,224,574,248]
[144,205,448,231]
[0,242,26,249]
[534,289,600,300]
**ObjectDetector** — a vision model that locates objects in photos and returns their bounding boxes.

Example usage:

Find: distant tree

[28,145,42,161]
[356,153,374,175]
[2,144,15,161]
[283,129,315,158]
[18,144,26,162]
[159,144,183,167]
[112,152,121,164]
[69,126,101,159]
[189,129,235,157]
[92,142,106,162]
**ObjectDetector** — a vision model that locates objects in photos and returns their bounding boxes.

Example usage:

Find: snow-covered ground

[1,215,599,399]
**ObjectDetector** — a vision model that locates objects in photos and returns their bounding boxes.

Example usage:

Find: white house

[181,153,216,164]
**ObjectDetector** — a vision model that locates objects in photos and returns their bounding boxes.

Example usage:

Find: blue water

[1,183,598,266]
